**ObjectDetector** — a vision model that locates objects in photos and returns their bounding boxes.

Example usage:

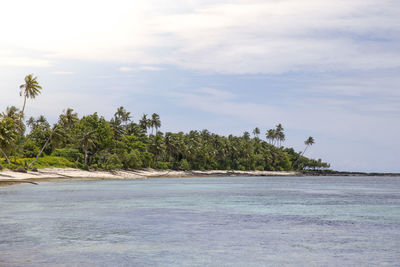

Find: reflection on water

[1,176,400,266]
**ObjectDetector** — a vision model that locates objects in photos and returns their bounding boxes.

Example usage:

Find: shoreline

[0,168,299,187]
[1,168,399,187]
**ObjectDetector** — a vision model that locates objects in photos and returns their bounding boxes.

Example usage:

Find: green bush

[104,154,123,170]
[32,156,75,168]
[155,161,170,170]
[178,159,191,171]
[126,150,142,169]
[255,165,264,171]
[22,140,40,158]
[52,148,82,162]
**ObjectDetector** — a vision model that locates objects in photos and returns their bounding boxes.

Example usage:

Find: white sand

[0,168,300,186]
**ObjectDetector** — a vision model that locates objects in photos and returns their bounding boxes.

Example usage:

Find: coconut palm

[139,114,150,133]
[59,108,79,128]
[275,124,285,147]
[115,106,131,125]
[19,74,42,116]
[266,129,276,145]
[26,117,35,129]
[293,136,315,169]
[252,127,260,138]
[2,106,21,120]
[303,136,315,155]
[151,113,161,134]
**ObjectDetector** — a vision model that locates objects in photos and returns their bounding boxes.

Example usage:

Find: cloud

[0,56,52,67]
[50,71,74,75]
[138,66,164,71]
[1,0,399,74]
[171,87,400,171]
[120,66,163,72]
[119,67,135,72]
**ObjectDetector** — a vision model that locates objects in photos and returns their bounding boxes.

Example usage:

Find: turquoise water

[1,176,400,266]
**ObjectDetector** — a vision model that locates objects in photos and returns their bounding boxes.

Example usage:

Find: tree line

[0,74,330,171]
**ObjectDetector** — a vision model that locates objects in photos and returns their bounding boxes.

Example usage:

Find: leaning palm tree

[303,136,315,155]
[293,136,315,170]
[19,74,42,117]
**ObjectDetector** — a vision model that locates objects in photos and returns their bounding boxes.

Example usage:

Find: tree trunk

[293,145,309,170]
[84,149,88,166]
[21,95,27,117]
[26,135,52,170]
[14,147,17,164]
[0,147,11,164]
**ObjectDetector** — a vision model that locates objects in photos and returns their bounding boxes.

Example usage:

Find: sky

[0,0,399,172]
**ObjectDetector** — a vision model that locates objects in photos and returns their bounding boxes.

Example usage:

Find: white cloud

[119,67,135,72]
[0,56,52,67]
[50,71,74,75]
[138,66,164,71]
[0,0,398,74]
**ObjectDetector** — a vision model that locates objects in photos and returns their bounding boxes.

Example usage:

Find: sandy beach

[0,168,300,186]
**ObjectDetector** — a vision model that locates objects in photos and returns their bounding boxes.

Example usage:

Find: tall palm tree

[115,106,131,125]
[266,129,276,145]
[139,114,150,134]
[275,124,285,147]
[252,127,260,138]
[19,74,42,117]
[151,113,161,134]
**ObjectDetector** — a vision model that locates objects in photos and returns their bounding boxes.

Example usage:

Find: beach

[0,168,299,186]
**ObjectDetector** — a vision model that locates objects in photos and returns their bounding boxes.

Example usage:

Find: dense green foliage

[0,75,330,171]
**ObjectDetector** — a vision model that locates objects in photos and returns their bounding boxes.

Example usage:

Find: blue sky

[1,0,399,172]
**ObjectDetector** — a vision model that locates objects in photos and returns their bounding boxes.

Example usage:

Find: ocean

[1,176,399,266]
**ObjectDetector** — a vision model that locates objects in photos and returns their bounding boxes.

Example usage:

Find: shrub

[22,140,40,158]
[104,154,123,170]
[255,165,264,171]
[178,159,191,171]
[126,150,142,169]
[52,148,82,162]
[155,161,170,170]
[31,156,75,168]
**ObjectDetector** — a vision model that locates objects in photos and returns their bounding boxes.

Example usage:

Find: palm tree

[293,136,315,169]
[2,106,21,120]
[252,127,260,138]
[275,124,285,147]
[59,108,79,128]
[19,74,42,117]
[115,106,131,125]
[243,131,250,141]
[151,113,161,134]
[139,114,150,134]
[266,129,276,145]
[303,136,315,155]
[26,117,36,129]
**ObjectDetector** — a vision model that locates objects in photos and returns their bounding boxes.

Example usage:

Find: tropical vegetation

[0,74,330,172]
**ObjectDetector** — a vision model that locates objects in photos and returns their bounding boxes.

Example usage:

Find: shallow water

[1,176,400,266]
